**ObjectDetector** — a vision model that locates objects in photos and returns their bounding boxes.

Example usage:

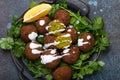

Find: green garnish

[37,37,44,44]
[0,0,110,80]
[23,58,53,80]
[30,0,37,8]
[12,39,25,58]
[0,37,14,50]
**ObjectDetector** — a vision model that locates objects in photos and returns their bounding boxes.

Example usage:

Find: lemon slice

[23,3,52,23]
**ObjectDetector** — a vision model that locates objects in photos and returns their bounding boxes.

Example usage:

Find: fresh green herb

[45,74,53,80]
[37,37,44,44]
[0,37,14,50]
[30,0,37,8]
[24,58,53,80]
[48,0,68,19]
[12,39,25,58]
[8,16,25,38]
[93,17,104,30]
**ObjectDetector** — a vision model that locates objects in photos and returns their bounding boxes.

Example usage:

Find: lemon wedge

[23,3,52,23]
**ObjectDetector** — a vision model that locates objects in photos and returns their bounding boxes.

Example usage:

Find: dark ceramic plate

[10,0,101,80]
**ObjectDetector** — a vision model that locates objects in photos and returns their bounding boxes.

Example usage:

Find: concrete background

[0,0,120,80]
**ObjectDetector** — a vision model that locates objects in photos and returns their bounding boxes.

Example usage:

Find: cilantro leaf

[0,37,14,50]
[37,37,44,44]
[93,17,104,30]
[45,74,53,80]
[30,0,37,8]
[8,16,25,38]
[12,39,25,57]
[24,58,53,79]
[48,0,68,19]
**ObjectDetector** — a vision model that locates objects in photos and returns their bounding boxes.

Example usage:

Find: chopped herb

[37,37,44,44]
[0,37,14,50]
[12,39,25,58]
[30,0,37,8]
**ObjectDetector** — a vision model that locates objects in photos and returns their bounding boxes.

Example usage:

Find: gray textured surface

[0,0,120,80]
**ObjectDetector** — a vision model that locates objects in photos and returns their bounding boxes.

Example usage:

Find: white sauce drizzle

[38,35,44,38]
[67,29,72,32]
[30,43,42,49]
[39,20,45,26]
[49,29,65,35]
[45,26,50,30]
[41,55,62,64]
[87,35,91,40]
[32,49,43,54]
[50,49,57,54]
[29,42,43,54]
[41,53,69,64]
[64,45,70,49]
[61,33,71,37]
[78,39,89,46]
[63,48,70,54]
[69,25,73,28]
[77,32,80,34]
[28,32,38,42]
[44,41,60,48]
[54,20,66,28]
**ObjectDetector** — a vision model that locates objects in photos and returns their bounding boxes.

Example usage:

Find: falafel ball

[54,9,71,26]
[47,20,66,35]
[78,32,95,52]
[55,33,72,49]
[62,46,80,64]
[20,25,37,42]
[25,41,43,60]
[65,27,78,43]
[36,16,51,34]
[44,34,56,49]
[41,49,61,69]
[53,66,72,80]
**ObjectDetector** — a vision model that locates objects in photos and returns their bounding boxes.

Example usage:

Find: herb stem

[88,49,101,67]
[60,6,86,25]
[82,48,101,66]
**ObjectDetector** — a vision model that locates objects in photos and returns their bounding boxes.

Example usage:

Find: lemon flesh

[23,3,52,23]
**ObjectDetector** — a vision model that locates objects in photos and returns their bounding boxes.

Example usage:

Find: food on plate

[78,32,95,52]
[43,34,56,49]
[46,20,66,35]
[55,33,72,49]
[23,3,52,22]
[25,41,43,60]
[40,49,60,69]
[20,25,38,42]
[54,9,71,26]
[36,16,51,34]
[53,66,72,80]
[65,27,78,43]
[62,46,80,64]
[0,0,110,80]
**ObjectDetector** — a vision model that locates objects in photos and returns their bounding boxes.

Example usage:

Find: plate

[11,0,91,80]
[0,1,112,80]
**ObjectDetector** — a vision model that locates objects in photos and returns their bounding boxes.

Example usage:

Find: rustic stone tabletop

[0,0,120,80]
